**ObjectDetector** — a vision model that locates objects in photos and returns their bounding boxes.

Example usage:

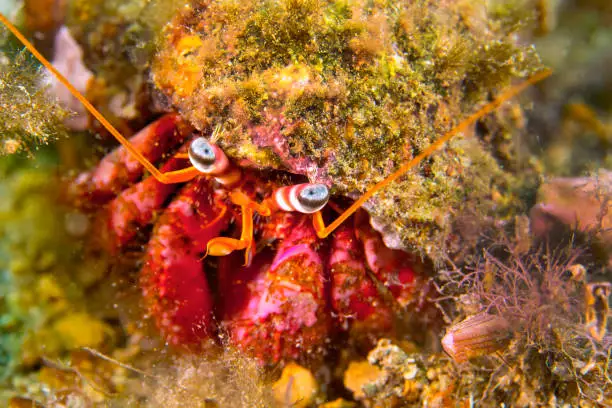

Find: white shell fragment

[442,313,512,362]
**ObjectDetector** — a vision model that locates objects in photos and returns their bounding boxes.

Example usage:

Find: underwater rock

[343,339,426,406]
[531,170,612,263]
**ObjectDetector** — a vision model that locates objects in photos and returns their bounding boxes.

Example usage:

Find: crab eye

[189,137,216,172]
[297,184,329,213]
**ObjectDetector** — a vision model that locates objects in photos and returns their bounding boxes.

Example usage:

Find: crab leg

[73,114,190,203]
[206,205,256,266]
[312,69,553,239]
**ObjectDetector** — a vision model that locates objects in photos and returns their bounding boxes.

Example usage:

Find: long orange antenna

[315,68,552,239]
[0,13,171,183]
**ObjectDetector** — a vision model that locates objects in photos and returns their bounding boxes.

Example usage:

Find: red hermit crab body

[72,112,421,362]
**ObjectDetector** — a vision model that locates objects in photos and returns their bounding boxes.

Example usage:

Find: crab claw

[219,215,332,365]
[141,177,230,346]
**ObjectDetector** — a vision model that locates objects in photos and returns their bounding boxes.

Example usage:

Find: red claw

[219,215,332,364]
[141,177,230,346]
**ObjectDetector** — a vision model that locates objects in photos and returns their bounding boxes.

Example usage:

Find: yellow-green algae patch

[0,153,114,404]
[0,27,70,156]
[153,0,543,260]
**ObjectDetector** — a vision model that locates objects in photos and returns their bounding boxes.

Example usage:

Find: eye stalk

[272,183,330,214]
[188,137,232,177]
[296,183,329,213]
[189,137,216,172]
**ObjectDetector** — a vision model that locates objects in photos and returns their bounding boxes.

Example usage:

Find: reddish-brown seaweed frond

[437,239,612,404]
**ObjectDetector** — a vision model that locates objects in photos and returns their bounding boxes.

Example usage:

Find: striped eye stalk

[189,137,241,186]
[274,183,330,214]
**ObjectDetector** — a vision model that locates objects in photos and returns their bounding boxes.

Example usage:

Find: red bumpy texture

[74,115,427,364]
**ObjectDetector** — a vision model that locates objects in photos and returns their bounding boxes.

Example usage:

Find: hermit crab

[0,2,550,364]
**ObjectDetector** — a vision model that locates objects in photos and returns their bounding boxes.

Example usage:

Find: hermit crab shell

[441,313,512,362]
[151,0,542,261]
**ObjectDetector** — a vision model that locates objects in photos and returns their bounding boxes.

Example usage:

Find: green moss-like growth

[0,29,69,155]
[153,0,542,260]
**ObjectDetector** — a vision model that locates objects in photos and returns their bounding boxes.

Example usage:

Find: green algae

[0,151,115,404]
[152,0,543,260]
[0,27,70,156]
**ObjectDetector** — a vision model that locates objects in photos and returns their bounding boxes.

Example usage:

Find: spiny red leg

[74,113,190,204]
[101,151,187,252]
[313,69,553,239]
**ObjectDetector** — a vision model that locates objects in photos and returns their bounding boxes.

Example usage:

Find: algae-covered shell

[152,0,542,259]
[441,313,512,362]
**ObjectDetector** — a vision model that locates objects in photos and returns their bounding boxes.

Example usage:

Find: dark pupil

[193,142,214,163]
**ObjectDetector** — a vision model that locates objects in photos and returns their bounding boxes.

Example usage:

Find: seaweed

[0,26,69,156]
[437,238,612,405]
